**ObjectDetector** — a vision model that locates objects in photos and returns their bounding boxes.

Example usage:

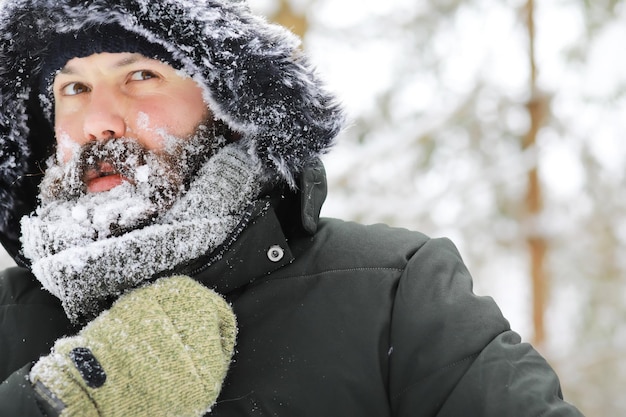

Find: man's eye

[129,70,158,81]
[61,82,90,96]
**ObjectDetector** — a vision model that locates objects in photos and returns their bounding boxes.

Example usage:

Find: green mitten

[30,275,237,417]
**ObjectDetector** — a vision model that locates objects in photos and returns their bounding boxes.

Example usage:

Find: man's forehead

[58,52,165,76]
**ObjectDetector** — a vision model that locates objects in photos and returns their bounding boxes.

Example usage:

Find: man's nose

[82,88,127,141]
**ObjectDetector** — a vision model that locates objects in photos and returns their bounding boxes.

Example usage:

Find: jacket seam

[391,351,481,400]
[268,267,405,281]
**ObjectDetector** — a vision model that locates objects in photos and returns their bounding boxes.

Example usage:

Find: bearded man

[0,1,584,416]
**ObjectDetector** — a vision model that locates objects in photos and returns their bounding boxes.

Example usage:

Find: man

[0,0,584,416]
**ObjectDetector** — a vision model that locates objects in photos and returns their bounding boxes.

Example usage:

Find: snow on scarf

[20,145,263,324]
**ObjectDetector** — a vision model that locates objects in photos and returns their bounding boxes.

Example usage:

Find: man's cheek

[54,130,81,163]
[133,111,172,151]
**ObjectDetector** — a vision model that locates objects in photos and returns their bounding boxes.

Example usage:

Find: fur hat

[0,0,345,265]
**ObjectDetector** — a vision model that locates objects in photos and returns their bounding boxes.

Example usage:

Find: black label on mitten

[69,347,107,388]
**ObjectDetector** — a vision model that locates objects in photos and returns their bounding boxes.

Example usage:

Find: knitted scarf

[21,145,263,324]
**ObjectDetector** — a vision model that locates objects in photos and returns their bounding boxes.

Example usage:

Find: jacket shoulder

[306,218,431,269]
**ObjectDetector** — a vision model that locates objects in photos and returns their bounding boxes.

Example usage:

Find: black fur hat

[0,0,345,265]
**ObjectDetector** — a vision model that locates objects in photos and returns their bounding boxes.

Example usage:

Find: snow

[55,131,79,161]
[135,164,150,183]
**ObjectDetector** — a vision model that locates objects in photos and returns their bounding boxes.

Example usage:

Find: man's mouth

[83,162,131,193]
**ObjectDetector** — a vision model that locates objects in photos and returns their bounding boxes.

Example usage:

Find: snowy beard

[34,125,216,246]
[21,141,265,324]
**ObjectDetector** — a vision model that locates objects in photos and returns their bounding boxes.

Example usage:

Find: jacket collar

[298,157,327,235]
[181,199,293,295]
[181,158,328,295]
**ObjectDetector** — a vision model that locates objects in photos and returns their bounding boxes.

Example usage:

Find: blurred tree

[272,0,309,38]
[522,0,550,347]
[252,0,626,415]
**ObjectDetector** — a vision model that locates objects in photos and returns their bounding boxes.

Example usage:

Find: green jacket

[0,170,583,416]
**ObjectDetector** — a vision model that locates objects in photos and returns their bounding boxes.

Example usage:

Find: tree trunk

[271,0,309,39]
[523,0,549,348]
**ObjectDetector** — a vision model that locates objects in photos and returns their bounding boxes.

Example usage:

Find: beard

[35,124,218,243]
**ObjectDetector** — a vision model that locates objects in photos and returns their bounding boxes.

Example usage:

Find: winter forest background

[1,0,624,414]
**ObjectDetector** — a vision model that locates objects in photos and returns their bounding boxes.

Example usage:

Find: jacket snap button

[267,245,284,262]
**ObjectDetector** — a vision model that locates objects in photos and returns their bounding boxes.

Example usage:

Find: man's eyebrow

[113,54,148,68]
[58,54,150,75]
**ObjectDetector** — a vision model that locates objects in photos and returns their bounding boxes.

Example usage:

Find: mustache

[77,139,151,185]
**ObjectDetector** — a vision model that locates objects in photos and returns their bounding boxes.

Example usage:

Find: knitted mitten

[30,276,237,417]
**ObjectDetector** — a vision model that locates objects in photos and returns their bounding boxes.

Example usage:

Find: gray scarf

[21,145,263,324]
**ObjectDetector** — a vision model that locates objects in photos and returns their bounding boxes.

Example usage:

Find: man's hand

[29,276,237,417]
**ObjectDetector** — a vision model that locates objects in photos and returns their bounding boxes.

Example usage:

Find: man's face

[52,52,210,193]
[36,52,216,238]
